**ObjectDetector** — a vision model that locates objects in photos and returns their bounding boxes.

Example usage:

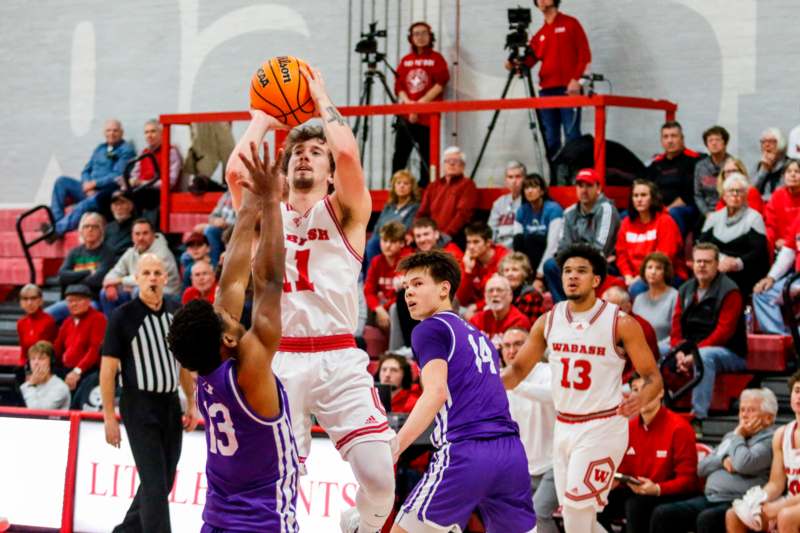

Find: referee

[100,253,198,533]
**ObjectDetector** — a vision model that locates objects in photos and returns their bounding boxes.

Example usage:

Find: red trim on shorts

[371,387,387,416]
[335,422,391,450]
[323,195,363,263]
[556,406,619,424]
[278,334,357,352]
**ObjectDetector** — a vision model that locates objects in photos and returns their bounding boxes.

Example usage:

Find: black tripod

[471,57,549,182]
[353,58,427,172]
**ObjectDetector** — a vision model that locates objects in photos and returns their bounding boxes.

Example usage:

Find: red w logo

[593,470,609,483]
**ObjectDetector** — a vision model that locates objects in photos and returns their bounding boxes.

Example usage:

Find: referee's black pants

[114,388,183,533]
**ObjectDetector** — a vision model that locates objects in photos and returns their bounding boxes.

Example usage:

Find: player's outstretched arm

[501,314,547,390]
[299,65,371,227]
[617,314,663,417]
[234,141,284,419]
[395,359,448,461]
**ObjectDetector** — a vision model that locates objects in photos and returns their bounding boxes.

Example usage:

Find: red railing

[158,95,676,232]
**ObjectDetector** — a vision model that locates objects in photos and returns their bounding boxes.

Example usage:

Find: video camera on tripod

[505,7,533,62]
[355,21,388,69]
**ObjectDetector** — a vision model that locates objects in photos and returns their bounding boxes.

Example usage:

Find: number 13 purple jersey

[411,311,519,447]
[197,358,299,533]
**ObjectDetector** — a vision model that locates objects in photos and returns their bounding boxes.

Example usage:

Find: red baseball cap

[575,168,602,186]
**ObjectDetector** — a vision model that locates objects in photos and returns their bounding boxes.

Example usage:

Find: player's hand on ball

[298,64,327,112]
[249,108,290,131]
[617,390,641,418]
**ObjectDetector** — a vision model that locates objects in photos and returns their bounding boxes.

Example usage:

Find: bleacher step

[0,257,61,285]
[0,231,79,259]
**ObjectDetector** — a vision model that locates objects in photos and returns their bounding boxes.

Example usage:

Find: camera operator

[506,0,591,160]
[391,21,450,188]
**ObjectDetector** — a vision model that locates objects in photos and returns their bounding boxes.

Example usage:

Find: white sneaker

[340,507,360,533]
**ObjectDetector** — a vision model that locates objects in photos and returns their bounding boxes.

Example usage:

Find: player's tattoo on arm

[324,106,346,126]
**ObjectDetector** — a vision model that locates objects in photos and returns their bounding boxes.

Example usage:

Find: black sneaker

[39,222,58,244]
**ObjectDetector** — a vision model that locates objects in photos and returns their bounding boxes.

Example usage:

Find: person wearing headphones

[392,21,450,188]
[20,341,71,410]
[507,0,591,160]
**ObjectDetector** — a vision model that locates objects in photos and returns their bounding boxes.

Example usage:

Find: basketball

[249,56,316,127]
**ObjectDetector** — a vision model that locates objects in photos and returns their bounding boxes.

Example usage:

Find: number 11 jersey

[281,197,362,338]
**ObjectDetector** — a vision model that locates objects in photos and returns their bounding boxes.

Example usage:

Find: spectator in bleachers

[46,212,113,323]
[181,260,216,305]
[498,252,549,324]
[670,242,747,422]
[391,21,449,188]
[501,327,558,533]
[470,275,530,348]
[415,146,477,244]
[646,121,703,236]
[179,231,213,289]
[126,119,182,207]
[763,158,800,252]
[698,173,769,296]
[20,341,70,411]
[694,125,732,217]
[599,372,700,533]
[364,170,420,268]
[375,353,421,413]
[45,119,136,238]
[54,284,107,408]
[543,168,620,302]
[512,173,564,278]
[456,222,508,314]
[105,190,136,261]
[489,161,526,249]
[101,218,180,315]
[200,190,236,265]
[752,213,800,335]
[16,284,57,367]
[753,127,790,199]
[651,388,777,533]
[616,179,685,299]
[364,222,408,334]
[410,217,463,261]
[602,285,659,363]
[714,157,765,215]
[726,372,800,532]
[633,252,679,355]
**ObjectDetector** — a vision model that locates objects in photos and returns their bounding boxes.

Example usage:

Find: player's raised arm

[300,65,371,226]
[617,313,663,417]
[501,313,547,390]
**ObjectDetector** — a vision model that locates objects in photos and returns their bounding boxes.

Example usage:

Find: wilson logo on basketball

[277,56,292,83]
[256,68,269,88]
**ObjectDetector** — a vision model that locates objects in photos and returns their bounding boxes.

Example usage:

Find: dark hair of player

[168,299,224,376]
[398,250,461,301]
[555,243,607,285]
[280,125,336,175]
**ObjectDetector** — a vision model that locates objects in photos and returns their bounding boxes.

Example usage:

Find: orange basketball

[249,56,316,127]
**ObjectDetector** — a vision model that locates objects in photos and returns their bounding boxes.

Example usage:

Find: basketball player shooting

[502,243,663,533]
[392,250,537,533]
[227,65,397,533]
[168,141,299,533]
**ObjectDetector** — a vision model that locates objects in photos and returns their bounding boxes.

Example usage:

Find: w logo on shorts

[593,469,609,483]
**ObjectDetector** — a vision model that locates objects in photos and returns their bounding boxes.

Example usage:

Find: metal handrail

[121,151,161,192]
[659,340,703,407]
[14,205,56,284]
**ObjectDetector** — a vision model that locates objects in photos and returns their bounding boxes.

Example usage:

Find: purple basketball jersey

[411,311,519,447]
[197,358,299,532]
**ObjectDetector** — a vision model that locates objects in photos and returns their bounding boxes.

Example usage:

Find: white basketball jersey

[544,299,626,416]
[782,421,800,495]
[280,197,361,337]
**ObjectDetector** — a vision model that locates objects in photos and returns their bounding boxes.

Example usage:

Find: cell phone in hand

[614,472,643,486]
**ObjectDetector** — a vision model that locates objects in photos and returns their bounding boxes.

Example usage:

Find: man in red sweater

[470,275,530,348]
[392,21,450,188]
[456,222,508,312]
[671,243,747,420]
[511,0,590,159]
[364,222,410,332]
[415,146,477,244]
[16,284,57,366]
[54,284,107,407]
[599,373,700,532]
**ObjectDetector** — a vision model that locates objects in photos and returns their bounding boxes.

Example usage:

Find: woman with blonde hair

[364,169,421,267]
[498,252,550,323]
[713,157,764,214]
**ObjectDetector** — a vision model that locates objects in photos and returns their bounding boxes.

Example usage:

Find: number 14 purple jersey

[411,311,519,448]
[197,358,299,533]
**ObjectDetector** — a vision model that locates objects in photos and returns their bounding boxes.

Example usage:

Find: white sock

[561,505,607,533]
[347,441,395,533]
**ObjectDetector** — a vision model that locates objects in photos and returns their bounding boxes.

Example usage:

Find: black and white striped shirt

[103,298,181,393]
